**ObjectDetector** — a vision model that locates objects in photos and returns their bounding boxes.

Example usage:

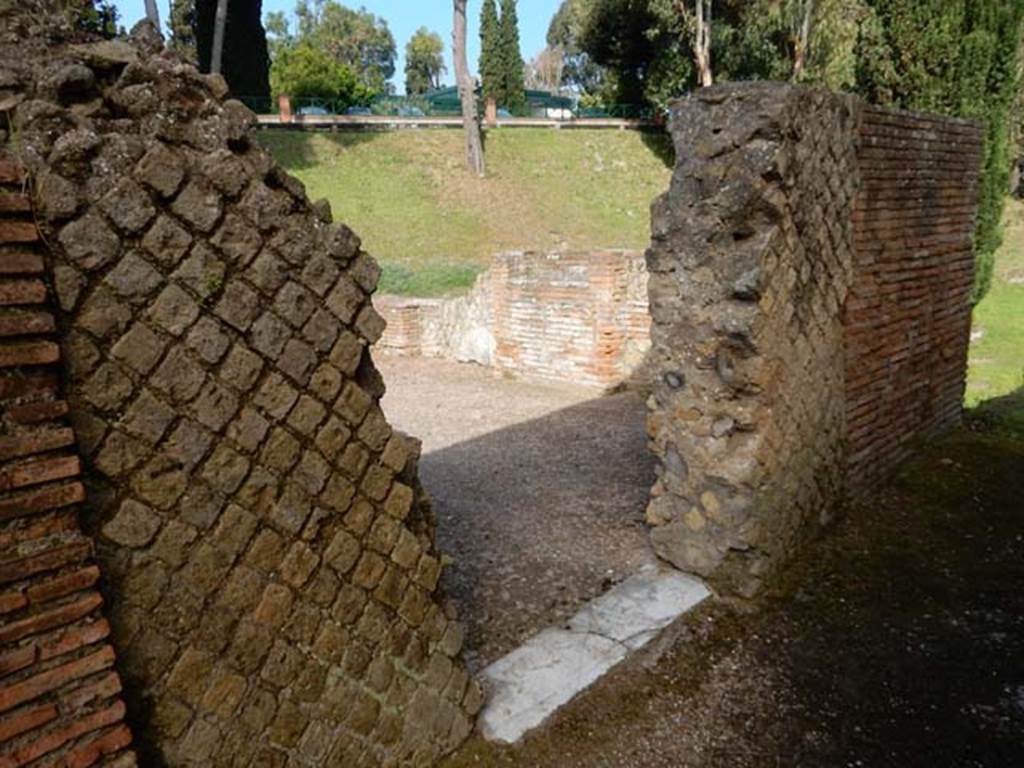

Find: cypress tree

[195,0,271,105]
[480,0,502,104]
[498,0,526,111]
[855,0,1024,303]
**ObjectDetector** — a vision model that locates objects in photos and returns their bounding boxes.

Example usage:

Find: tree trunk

[694,0,713,87]
[454,0,485,176]
[792,0,814,81]
[211,0,229,75]
[143,0,161,31]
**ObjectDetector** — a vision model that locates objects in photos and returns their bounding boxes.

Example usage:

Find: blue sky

[111,0,562,93]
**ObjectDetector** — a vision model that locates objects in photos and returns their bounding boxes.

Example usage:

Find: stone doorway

[376,355,658,670]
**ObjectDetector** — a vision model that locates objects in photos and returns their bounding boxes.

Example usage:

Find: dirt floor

[376,357,657,669]
[440,391,1024,767]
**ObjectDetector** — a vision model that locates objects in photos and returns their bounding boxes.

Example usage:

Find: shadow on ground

[254,129,382,171]
[640,128,676,170]
[376,357,656,669]
[445,388,1024,767]
[422,392,657,669]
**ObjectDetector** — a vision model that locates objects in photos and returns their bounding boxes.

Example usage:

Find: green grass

[966,198,1024,406]
[257,128,673,296]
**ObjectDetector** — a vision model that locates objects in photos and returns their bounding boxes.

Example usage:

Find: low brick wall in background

[376,250,651,390]
[0,154,136,765]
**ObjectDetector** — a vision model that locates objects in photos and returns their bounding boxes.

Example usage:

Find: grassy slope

[967,197,1024,406]
[257,128,673,296]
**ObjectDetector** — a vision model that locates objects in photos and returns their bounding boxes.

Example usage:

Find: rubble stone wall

[376,250,651,389]
[1,12,478,768]
[645,83,982,596]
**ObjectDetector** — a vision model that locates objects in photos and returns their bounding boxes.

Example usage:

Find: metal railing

[238,94,660,123]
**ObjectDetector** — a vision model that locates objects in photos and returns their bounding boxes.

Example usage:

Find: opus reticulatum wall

[1,9,478,767]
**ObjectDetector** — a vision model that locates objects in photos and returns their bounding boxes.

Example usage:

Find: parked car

[345,106,373,116]
[497,108,512,118]
[397,105,425,117]
[296,105,330,117]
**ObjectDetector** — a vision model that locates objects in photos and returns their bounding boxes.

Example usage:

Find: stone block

[172,242,227,302]
[246,249,287,294]
[104,251,163,301]
[192,380,241,432]
[58,213,119,271]
[220,344,264,392]
[172,179,223,233]
[110,322,165,375]
[278,339,317,385]
[102,499,162,548]
[99,177,156,234]
[82,362,134,412]
[150,347,206,402]
[142,215,192,266]
[135,142,185,197]
[148,284,200,337]
[228,407,270,453]
[253,372,299,422]
[251,311,291,359]
[120,389,175,444]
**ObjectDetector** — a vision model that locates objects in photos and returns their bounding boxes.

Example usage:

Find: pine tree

[480,0,502,104]
[498,0,526,110]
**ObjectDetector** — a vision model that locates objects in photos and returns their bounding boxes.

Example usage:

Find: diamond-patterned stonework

[8,24,479,768]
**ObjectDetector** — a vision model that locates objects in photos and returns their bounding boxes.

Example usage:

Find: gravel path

[443,396,1024,767]
[377,356,657,668]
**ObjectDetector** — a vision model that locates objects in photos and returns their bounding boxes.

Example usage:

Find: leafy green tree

[265,9,291,59]
[169,0,197,61]
[547,0,607,97]
[498,0,526,110]
[293,0,397,96]
[71,0,119,37]
[480,0,502,103]
[575,0,867,104]
[269,41,370,107]
[579,0,690,105]
[405,27,446,95]
[801,0,867,90]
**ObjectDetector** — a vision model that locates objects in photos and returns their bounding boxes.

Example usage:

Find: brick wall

[646,83,983,596]
[844,107,983,486]
[376,250,651,389]
[0,154,136,766]
[374,297,443,358]
[491,250,650,388]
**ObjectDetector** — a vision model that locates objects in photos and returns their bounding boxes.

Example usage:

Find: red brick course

[0,153,135,766]
[843,108,984,488]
